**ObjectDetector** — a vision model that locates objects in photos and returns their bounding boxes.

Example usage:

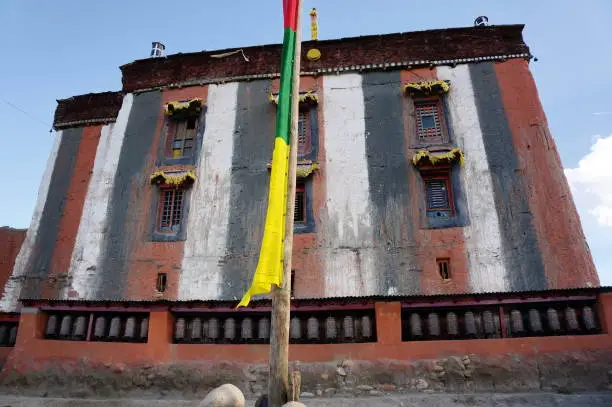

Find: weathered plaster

[21,127,83,300]
[68,95,133,299]
[221,80,274,299]
[437,65,508,292]
[0,131,62,311]
[43,125,103,299]
[180,83,238,300]
[97,91,161,299]
[320,74,377,297]
[494,60,599,289]
[469,62,547,291]
[362,71,420,295]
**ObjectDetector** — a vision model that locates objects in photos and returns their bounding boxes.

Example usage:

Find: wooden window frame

[157,186,185,234]
[294,182,306,224]
[422,168,455,215]
[413,97,449,145]
[297,109,312,157]
[436,258,451,280]
[290,270,296,298]
[156,273,168,293]
[166,116,198,159]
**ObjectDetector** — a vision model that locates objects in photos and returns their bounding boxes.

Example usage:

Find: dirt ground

[0,392,611,407]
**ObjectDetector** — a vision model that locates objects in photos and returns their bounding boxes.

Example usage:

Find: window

[437,258,451,280]
[294,183,306,223]
[290,270,296,298]
[426,179,450,211]
[167,117,197,158]
[156,273,168,293]
[158,187,184,232]
[422,170,454,216]
[415,99,447,144]
[298,111,311,156]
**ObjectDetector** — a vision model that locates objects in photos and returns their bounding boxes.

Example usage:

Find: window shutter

[298,111,310,156]
[426,180,449,210]
[294,188,305,223]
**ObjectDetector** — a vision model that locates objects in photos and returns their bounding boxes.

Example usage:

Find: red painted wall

[0,227,26,295]
[5,294,612,371]
[271,76,327,299]
[400,68,470,295]
[495,60,599,289]
[124,86,209,300]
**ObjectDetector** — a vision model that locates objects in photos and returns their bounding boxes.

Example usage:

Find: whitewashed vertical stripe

[0,131,63,311]
[437,65,508,292]
[180,83,238,300]
[321,74,377,297]
[67,95,133,299]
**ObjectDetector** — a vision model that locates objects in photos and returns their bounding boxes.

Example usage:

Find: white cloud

[565,135,612,227]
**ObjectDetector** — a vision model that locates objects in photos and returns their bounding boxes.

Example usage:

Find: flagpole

[269,0,302,405]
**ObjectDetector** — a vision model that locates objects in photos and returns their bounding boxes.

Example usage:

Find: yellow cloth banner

[237,138,290,307]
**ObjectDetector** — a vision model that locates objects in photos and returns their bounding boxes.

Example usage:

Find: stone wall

[1,351,610,399]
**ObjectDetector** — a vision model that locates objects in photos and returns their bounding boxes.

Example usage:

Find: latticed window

[158,188,184,232]
[168,117,197,158]
[294,183,306,223]
[415,100,447,144]
[298,111,311,156]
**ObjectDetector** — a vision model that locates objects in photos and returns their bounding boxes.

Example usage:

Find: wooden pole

[269,1,302,406]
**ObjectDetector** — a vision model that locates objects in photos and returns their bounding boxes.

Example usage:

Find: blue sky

[0,0,610,285]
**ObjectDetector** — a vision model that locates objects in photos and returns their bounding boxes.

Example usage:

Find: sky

[0,0,610,285]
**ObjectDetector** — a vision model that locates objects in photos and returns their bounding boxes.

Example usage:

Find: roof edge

[20,286,610,308]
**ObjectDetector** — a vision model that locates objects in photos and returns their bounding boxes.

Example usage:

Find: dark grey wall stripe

[362,71,420,295]
[221,80,274,299]
[469,62,547,291]
[21,127,83,298]
[97,91,162,299]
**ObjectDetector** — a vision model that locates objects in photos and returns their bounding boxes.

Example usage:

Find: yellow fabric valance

[150,170,197,186]
[164,98,203,118]
[412,148,464,167]
[266,161,319,178]
[268,91,318,105]
[403,80,450,97]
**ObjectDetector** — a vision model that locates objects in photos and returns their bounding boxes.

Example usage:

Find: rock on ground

[198,384,245,407]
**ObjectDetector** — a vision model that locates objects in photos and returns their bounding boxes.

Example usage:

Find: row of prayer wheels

[406,305,597,339]
[174,314,375,343]
[175,316,270,342]
[289,314,373,340]
[45,314,149,341]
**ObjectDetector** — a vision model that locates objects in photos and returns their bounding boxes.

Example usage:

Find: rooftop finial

[310,8,318,40]
[151,42,166,58]
[474,16,489,27]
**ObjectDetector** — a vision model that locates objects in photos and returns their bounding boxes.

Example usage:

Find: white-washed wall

[66,94,133,299]
[0,131,63,311]
[320,74,378,297]
[179,83,238,299]
[438,65,509,292]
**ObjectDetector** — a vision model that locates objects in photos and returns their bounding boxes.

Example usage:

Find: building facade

[0,24,599,310]
[0,24,610,397]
